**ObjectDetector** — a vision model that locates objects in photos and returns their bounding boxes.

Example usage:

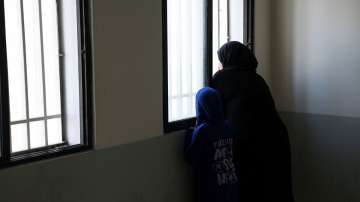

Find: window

[0,0,93,166]
[163,0,254,132]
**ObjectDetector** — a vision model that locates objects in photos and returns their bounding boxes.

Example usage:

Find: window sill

[0,144,93,170]
[164,117,196,133]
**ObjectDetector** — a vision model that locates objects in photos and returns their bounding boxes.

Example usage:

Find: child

[185,87,239,202]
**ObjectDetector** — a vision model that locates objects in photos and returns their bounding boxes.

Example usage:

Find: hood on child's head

[196,87,224,125]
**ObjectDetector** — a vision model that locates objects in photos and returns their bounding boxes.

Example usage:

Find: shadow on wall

[0,133,194,202]
[270,0,360,117]
[271,0,312,112]
[282,112,360,202]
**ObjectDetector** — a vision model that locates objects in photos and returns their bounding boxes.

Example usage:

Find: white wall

[271,0,360,117]
[255,0,272,84]
[93,0,163,147]
[270,1,360,201]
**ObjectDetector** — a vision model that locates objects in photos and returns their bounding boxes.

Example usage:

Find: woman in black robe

[210,41,294,202]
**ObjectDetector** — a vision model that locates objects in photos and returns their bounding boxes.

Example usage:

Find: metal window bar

[56,0,67,144]
[10,114,62,125]
[0,0,11,161]
[19,0,31,151]
[38,0,49,146]
[244,0,255,51]
[11,0,63,153]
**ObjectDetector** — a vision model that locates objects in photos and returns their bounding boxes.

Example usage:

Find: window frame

[0,0,94,168]
[163,0,255,133]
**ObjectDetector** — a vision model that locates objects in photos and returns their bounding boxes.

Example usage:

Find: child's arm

[184,128,196,164]
[184,125,206,164]
[184,127,194,153]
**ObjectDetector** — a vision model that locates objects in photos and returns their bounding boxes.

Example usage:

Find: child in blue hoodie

[185,87,240,202]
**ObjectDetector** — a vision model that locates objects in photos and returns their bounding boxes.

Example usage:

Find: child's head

[196,87,224,126]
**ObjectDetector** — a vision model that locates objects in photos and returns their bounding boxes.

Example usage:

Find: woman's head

[217,41,258,70]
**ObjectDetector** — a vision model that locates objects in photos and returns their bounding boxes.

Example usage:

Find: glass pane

[168,0,180,99]
[4,0,27,122]
[167,0,206,122]
[61,0,82,145]
[23,0,45,118]
[30,120,46,149]
[229,0,244,43]
[170,97,180,121]
[47,118,63,145]
[182,96,191,119]
[190,95,196,117]
[11,123,28,153]
[42,0,62,116]
[213,0,220,75]
[213,0,244,74]
[219,0,229,46]
[213,0,229,75]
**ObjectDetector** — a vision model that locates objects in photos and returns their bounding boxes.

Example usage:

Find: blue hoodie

[185,87,240,202]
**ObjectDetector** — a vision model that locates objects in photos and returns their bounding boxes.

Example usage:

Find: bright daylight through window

[166,0,206,122]
[212,0,244,74]
[165,0,246,131]
[5,0,63,153]
[1,0,92,159]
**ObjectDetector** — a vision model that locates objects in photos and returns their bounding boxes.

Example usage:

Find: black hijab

[217,41,258,70]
